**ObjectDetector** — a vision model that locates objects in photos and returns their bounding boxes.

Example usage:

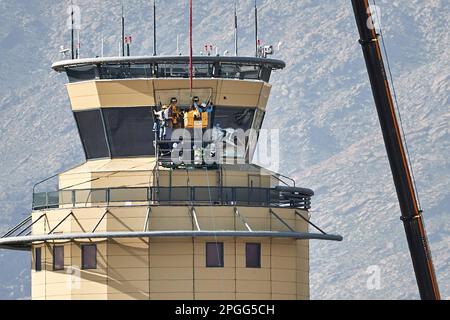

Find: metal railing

[32,187,312,211]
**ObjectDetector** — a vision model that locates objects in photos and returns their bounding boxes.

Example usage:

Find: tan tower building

[0,55,341,300]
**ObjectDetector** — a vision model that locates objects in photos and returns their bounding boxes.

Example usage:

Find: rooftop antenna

[254,0,258,57]
[176,34,180,55]
[71,0,75,59]
[153,0,157,56]
[234,0,238,56]
[121,1,125,57]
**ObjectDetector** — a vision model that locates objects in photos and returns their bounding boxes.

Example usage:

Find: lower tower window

[35,247,42,272]
[206,242,224,268]
[246,243,261,268]
[53,246,64,271]
[81,244,97,270]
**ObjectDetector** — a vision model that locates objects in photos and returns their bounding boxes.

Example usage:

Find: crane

[350,0,441,300]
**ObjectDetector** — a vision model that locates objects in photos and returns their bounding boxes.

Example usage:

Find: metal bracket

[295,210,327,235]
[358,34,380,46]
[269,209,295,232]
[400,215,421,222]
[92,209,110,233]
[48,211,73,235]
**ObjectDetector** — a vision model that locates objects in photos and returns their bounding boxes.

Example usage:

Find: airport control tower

[0,55,342,300]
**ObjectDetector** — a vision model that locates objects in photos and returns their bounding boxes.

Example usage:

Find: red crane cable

[189,0,193,95]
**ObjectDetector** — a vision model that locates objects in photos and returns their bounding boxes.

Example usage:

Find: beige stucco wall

[31,206,310,300]
[66,79,270,111]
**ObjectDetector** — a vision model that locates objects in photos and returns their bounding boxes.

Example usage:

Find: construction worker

[192,96,203,116]
[190,97,202,121]
[170,97,183,129]
[154,105,170,140]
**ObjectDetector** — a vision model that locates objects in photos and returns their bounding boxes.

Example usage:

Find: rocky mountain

[0,0,448,299]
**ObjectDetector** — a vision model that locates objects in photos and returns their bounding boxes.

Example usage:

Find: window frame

[245,243,261,269]
[205,242,224,268]
[53,246,64,271]
[81,244,97,270]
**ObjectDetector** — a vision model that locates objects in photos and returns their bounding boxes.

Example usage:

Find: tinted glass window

[246,243,261,268]
[206,242,224,268]
[53,246,64,271]
[82,244,97,270]
[66,65,97,83]
[213,108,255,131]
[158,63,190,78]
[35,248,42,272]
[99,65,132,79]
[74,110,110,159]
[103,108,155,157]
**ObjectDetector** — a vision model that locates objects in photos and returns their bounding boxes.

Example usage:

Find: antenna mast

[234,1,238,56]
[71,0,75,59]
[121,1,125,57]
[254,0,258,57]
[153,0,157,56]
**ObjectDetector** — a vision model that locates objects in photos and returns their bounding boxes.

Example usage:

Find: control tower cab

[0,55,342,300]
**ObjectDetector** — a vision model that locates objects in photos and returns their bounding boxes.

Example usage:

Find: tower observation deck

[1,55,342,300]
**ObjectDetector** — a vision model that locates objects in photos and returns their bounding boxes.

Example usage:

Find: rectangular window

[53,246,64,271]
[35,247,42,272]
[246,243,261,268]
[206,242,224,268]
[81,244,97,270]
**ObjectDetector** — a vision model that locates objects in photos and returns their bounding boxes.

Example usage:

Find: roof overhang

[52,55,286,72]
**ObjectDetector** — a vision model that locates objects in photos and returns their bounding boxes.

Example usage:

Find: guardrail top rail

[32,186,312,211]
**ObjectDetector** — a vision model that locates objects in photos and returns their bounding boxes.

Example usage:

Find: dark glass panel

[157,63,190,78]
[81,244,97,270]
[102,108,155,157]
[213,108,255,131]
[53,246,64,271]
[66,65,97,83]
[206,242,224,268]
[35,248,42,272]
[260,67,272,82]
[246,243,261,268]
[74,110,110,159]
